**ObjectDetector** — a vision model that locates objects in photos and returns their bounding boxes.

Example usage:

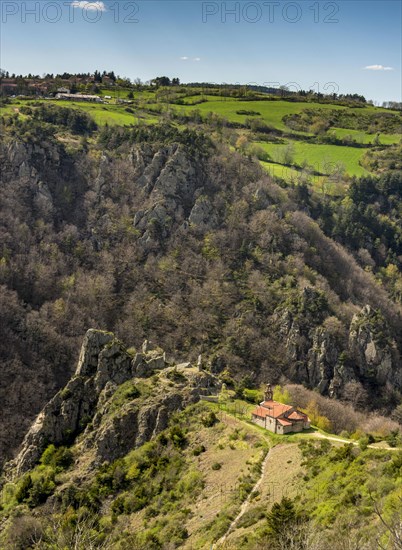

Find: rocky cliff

[4,329,219,478]
[276,291,401,400]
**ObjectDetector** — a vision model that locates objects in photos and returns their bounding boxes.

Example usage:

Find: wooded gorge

[0,110,401,467]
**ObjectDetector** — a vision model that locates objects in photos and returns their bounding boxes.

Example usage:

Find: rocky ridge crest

[5,330,219,478]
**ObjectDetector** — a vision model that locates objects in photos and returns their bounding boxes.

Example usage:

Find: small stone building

[251,384,310,434]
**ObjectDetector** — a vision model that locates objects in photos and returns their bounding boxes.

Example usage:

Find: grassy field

[257,139,369,176]
[1,98,159,126]
[55,100,158,126]
[260,161,303,181]
[2,93,399,180]
[222,443,305,548]
[0,101,24,116]
[329,127,401,145]
[174,98,392,131]
[175,99,344,131]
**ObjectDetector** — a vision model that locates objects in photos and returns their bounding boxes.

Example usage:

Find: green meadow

[175,98,343,130]
[174,98,392,132]
[329,127,401,145]
[2,91,400,181]
[56,100,159,126]
[256,139,369,176]
[260,161,303,181]
[260,161,347,196]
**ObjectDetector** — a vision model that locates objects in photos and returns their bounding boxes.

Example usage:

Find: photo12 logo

[202,2,340,24]
[1,1,140,24]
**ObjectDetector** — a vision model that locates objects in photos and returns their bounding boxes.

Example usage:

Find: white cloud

[364,64,394,71]
[71,1,107,11]
[180,56,201,62]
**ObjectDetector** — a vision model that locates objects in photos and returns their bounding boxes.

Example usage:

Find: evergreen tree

[265,497,306,548]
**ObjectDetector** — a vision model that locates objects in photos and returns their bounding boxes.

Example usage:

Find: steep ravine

[1,129,401,469]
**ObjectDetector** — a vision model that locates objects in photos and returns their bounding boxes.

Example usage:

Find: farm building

[56,93,102,103]
[251,384,310,434]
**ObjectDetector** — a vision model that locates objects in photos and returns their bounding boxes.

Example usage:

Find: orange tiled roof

[251,406,271,418]
[252,400,294,419]
[261,400,293,417]
[288,410,307,421]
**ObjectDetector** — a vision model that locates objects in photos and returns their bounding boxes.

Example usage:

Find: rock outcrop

[5,330,219,478]
[131,144,208,246]
[307,327,340,394]
[349,305,399,386]
[188,196,218,229]
[276,294,401,396]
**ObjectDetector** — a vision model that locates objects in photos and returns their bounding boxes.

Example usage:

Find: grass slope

[257,139,369,176]
[330,127,401,145]
[2,92,399,179]
[175,99,346,131]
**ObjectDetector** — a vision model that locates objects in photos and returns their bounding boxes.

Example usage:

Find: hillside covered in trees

[0,97,401,470]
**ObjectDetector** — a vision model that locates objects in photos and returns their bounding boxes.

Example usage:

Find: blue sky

[1,0,401,103]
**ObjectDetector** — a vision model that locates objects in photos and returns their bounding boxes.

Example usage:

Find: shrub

[385,430,400,448]
[60,387,72,400]
[169,426,187,448]
[331,443,354,462]
[358,436,369,451]
[163,522,189,545]
[61,484,80,510]
[6,515,44,550]
[28,474,56,507]
[212,462,222,470]
[201,411,218,427]
[122,385,141,400]
[236,110,261,116]
[177,469,204,495]
[41,444,73,470]
[273,385,291,404]
[94,459,128,494]
[16,474,33,503]
[243,388,263,403]
[193,444,206,456]
[302,400,333,432]
[363,416,400,438]
[237,506,266,529]
[166,368,186,382]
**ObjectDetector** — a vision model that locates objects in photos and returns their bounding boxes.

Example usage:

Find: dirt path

[313,432,399,450]
[212,446,272,549]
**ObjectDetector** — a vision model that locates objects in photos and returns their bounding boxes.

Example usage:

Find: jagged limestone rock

[94,340,133,394]
[276,301,400,395]
[188,196,217,229]
[349,305,395,385]
[4,329,219,478]
[75,329,114,377]
[307,327,339,393]
[131,144,202,247]
[5,375,96,478]
[5,329,119,477]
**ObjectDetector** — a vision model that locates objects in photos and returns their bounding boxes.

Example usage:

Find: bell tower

[264,383,273,402]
